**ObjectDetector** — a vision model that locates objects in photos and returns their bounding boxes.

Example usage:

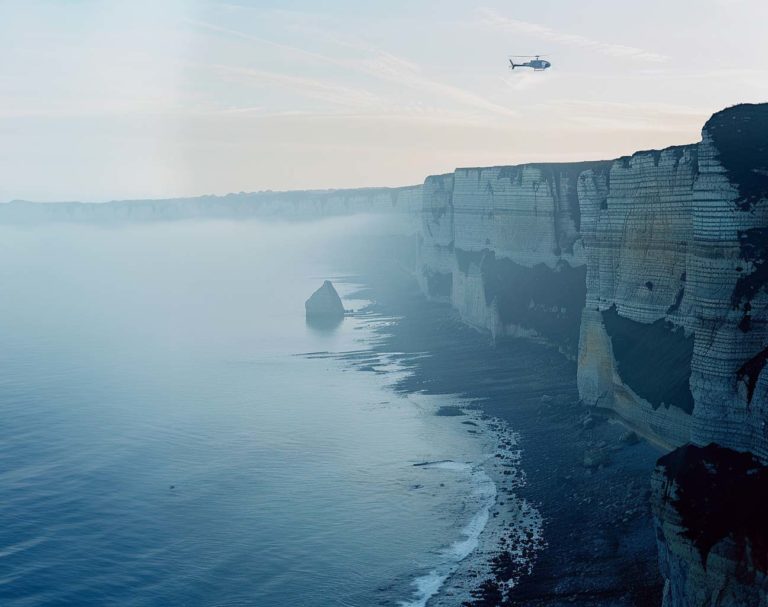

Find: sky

[2,0,768,202]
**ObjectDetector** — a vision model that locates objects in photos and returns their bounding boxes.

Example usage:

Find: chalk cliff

[412,103,768,605]
[417,104,768,465]
[419,162,608,355]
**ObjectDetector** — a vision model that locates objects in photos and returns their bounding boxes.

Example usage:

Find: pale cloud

[3,0,764,200]
[354,52,519,118]
[478,8,668,63]
[203,63,383,109]
[186,18,338,67]
[187,18,518,118]
[538,99,708,132]
[506,71,554,91]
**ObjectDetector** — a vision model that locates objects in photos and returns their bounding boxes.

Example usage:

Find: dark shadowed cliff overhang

[425,270,453,299]
[602,306,694,414]
[706,103,768,214]
[455,248,586,355]
[655,443,768,573]
[709,104,768,320]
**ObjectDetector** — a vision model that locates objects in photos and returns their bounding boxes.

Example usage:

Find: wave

[398,464,497,607]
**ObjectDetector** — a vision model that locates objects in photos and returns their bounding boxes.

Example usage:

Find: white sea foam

[398,462,498,607]
[432,418,545,606]
[446,471,496,560]
[397,571,450,607]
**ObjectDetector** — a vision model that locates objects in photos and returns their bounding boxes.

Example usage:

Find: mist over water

[0,218,498,606]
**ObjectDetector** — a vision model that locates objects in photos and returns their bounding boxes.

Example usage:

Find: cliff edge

[417,103,768,463]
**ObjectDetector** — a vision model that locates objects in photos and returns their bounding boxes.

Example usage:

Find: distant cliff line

[0,185,422,224]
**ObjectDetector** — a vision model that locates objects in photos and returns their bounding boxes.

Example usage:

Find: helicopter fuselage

[509,58,551,71]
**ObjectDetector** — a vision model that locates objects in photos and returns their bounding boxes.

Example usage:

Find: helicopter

[509,55,551,71]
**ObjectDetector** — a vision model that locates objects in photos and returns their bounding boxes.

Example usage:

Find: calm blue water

[0,218,501,606]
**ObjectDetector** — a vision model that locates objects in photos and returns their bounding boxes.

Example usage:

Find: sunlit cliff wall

[417,104,768,465]
[419,162,607,355]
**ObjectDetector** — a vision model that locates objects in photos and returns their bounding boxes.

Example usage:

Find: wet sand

[355,267,664,606]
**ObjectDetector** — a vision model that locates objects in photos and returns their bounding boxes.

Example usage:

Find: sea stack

[305,280,345,321]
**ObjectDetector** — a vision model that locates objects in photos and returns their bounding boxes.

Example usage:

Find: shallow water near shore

[0,219,534,606]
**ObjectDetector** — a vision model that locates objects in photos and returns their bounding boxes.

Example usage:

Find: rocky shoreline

[351,266,665,606]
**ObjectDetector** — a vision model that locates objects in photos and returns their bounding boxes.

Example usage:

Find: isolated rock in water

[305,281,345,320]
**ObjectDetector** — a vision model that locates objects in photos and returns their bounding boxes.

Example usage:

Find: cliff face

[417,103,768,463]
[688,106,768,464]
[579,105,768,460]
[577,145,697,449]
[419,162,609,355]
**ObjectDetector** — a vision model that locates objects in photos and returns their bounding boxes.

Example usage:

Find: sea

[0,216,540,606]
